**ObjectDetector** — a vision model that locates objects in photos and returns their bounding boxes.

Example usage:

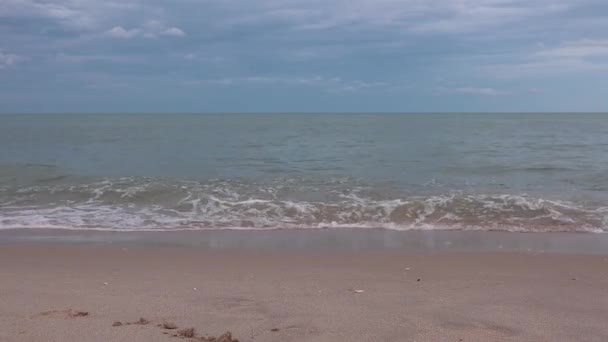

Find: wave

[1,177,607,232]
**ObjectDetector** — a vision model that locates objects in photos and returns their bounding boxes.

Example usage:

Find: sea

[1,113,608,233]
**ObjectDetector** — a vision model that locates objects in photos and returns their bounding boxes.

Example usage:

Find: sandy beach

[1,231,608,342]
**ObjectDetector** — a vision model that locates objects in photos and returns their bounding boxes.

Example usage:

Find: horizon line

[2,111,608,115]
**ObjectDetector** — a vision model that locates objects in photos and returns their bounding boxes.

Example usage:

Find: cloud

[1,1,182,40]
[85,82,128,89]
[484,38,608,78]
[0,0,92,29]
[182,75,387,92]
[55,53,132,63]
[455,87,508,96]
[161,27,186,37]
[105,26,140,39]
[448,87,510,96]
[535,39,608,58]
[182,53,224,63]
[436,86,547,96]
[0,51,27,69]
[1,0,608,112]
[410,1,569,33]
[487,59,608,78]
[527,88,545,94]
[0,0,142,30]
[104,24,185,39]
[221,0,575,36]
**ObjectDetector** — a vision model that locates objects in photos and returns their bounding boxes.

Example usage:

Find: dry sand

[1,243,608,341]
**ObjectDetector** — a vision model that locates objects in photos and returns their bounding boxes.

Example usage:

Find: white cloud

[85,82,128,89]
[182,75,387,92]
[487,59,608,78]
[452,87,509,96]
[436,86,547,96]
[0,51,27,69]
[1,0,185,42]
[0,0,141,30]
[0,0,90,28]
[411,1,569,33]
[55,53,132,63]
[484,38,608,78]
[0,0,598,41]
[222,0,575,35]
[103,24,185,39]
[535,39,608,58]
[162,27,186,37]
[411,6,529,33]
[105,26,140,39]
[140,20,164,38]
[527,88,545,94]
[182,53,225,63]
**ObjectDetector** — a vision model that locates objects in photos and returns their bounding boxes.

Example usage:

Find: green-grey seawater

[1,113,607,232]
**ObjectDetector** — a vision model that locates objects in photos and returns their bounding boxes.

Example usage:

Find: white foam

[1,179,607,233]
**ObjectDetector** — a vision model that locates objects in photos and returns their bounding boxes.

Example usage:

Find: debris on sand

[125,317,148,326]
[349,289,364,293]
[32,309,90,319]
[162,322,178,329]
[217,331,238,342]
[178,328,196,338]
[194,331,239,342]
[150,321,239,342]
[112,321,123,327]
[68,310,89,317]
[271,328,280,332]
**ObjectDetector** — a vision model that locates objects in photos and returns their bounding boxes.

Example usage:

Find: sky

[1,0,607,112]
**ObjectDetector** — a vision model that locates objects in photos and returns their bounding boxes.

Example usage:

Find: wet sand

[3,228,608,254]
[1,230,608,341]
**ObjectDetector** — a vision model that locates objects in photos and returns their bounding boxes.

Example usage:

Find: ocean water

[1,113,608,233]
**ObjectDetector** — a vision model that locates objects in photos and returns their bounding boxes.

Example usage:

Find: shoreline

[2,228,608,254]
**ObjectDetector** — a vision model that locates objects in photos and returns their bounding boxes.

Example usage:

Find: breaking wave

[1,177,607,232]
